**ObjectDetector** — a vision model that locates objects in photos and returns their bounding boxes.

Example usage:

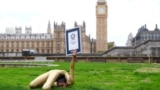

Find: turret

[154,24,159,31]
[143,24,148,31]
[47,20,52,34]
[25,26,32,34]
[15,26,22,34]
[74,21,77,27]
[54,22,65,31]
[83,21,86,28]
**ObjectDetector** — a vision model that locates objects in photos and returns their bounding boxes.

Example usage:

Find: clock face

[98,7,105,14]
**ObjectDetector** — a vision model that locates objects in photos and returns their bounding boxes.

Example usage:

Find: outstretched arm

[69,50,77,83]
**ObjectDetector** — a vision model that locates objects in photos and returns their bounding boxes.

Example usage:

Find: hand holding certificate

[65,27,82,56]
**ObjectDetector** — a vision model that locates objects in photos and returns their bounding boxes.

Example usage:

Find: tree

[108,42,115,49]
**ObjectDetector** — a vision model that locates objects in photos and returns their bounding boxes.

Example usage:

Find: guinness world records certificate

[65,27,82,56]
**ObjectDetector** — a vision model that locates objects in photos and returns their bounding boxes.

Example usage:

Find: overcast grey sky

[0,0,160,46]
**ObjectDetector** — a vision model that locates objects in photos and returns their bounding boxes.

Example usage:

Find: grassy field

[1,62,160,90]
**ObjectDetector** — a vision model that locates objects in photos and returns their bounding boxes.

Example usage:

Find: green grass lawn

[1,62,160,90]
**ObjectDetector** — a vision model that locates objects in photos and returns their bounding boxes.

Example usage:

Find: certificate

[65,27,82,56]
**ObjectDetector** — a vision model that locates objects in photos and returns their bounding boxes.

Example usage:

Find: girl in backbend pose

[29,50,77,90]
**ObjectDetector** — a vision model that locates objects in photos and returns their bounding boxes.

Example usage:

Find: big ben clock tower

[96,0,108,52]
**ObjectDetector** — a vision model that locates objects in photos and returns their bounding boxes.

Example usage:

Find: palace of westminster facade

[0,0,108,54]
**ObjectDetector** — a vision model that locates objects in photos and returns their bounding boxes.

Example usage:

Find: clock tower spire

[96,0,108,53]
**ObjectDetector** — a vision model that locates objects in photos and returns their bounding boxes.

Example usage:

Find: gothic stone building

[103,24,160,57]
[0,21,96,54]
[131,24,160,46]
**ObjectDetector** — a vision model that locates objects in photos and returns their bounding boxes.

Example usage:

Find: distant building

[102,40,160,57]
[0,21,96,54]
[132,24,160,46]
[103,24,160,57]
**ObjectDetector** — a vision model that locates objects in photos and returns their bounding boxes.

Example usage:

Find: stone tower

[74,21,90,53]
[25,26,32,34]
[96,0,108,52]
[53,22,65,53]
[15,27,22,34]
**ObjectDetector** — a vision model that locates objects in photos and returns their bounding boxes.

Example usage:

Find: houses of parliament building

[0,0,108,54]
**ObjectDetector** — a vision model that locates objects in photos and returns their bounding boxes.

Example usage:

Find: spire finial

[83,21,85,28]
[47,20,52,34]
[74,21,77,27]
[156,24,158,29]
[154,24,159,31]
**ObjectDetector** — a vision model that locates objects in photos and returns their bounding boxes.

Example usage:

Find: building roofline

[102,40,160,56]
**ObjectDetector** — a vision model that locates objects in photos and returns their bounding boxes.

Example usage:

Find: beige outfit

[29,55,76,90]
